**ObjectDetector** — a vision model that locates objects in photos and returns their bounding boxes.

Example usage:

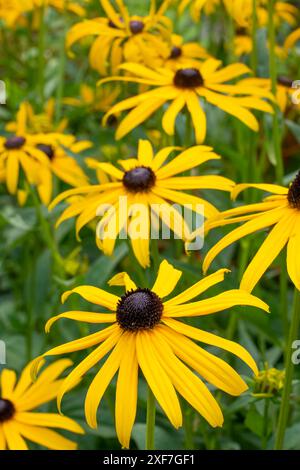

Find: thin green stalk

[268,0,284,184]
[146,386,156,450]
[184,407,194,450]
[151,239,160,274]
[275,288,300,449]
[251,0,258,74]
[37,5,46,107]
[262,398,270,449]
[55,0,68,122]
[29,185,65,277]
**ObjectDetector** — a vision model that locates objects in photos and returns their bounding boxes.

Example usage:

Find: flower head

[100,60,274,142]
[0,103,90,204]
[252,364,285,398]
[33,260,269,448]
[203,175,300,291]
[49,139,234,267]
[0,359,84,450]
[66,0,172,75]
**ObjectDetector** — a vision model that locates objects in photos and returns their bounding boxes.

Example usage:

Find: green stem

[146,386,156,450]
[268,0,284,184]
[37,5,46,107]
[184,407,194,450]
[275,288,300,449]
[29,185,65,277]
[262,398,270,449]
[251,0,258,74]
[55,0,68,122]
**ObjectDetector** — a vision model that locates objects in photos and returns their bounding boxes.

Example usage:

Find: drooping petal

[150,330,223,427]
[240,212,296,292]
[45,312,116,333]
[115,333,138,449]
[136,331,182,428]
[287,215,300,290]
[159,325,248,395]
[108,272,137,291]
[163,318,258,374]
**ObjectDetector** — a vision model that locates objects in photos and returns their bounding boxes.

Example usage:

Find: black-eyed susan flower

[1,103,90,205]
[49,140,234,267]
[34,260,269,449]
[66,0,171,75]
[203,174,300,292]
[100,60,274,142]
[164,34,210,70]
[0,359,84,450]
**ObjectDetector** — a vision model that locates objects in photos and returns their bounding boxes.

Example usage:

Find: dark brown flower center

[116,288,163,331]
[129,20,144,34]
[277,76,293,88]
[37,144,55,160]
[288,171,300,209]
[173,68,204,88]
[4,136,26,150]
[0,399,15,422]
[123,166,156,193]
[170,46,182,59]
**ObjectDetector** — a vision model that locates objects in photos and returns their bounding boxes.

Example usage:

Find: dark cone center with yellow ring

[116,288,163,331]
[129,20,144,34]
[123,166,156,193]
[37,144,55,160]
[0,399,15,422]
[170,46,182,59]
[4,136,26,150]
[173,68,204,88]
[288,171,300,209]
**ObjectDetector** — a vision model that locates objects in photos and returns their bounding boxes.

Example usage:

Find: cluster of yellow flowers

[1,0,300,451]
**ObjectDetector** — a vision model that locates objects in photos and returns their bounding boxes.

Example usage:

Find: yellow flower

[66,0,172,75]
[63,84,121,113]
[6,100,68,134]
[0,103,90,205]
[0,359,84,450]
[100,60,274,143]
[49,140,234,267]
[238,77,297,113]
[203,175,300,292]
[164,33,210,70]
[252,364,285,398]
[33,260,269,448]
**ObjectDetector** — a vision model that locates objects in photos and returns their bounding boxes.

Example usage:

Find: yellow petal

[152,259,182,298]
[136,331,182,428]
[165,269,230,306]
[240,211,296,292]
[62,285,119,310]
[163,317,258,374]
[115,333,138,448]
